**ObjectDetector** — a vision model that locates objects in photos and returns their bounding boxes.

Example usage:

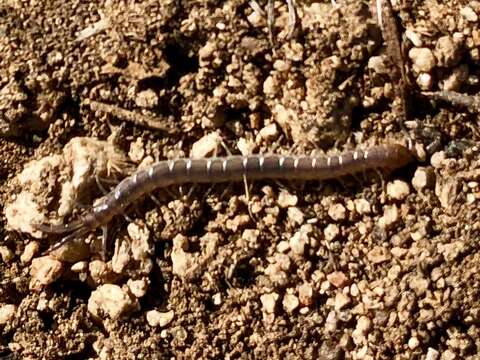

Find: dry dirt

[1,0,480,359]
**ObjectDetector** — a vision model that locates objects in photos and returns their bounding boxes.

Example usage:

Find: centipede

[37,144,415,253]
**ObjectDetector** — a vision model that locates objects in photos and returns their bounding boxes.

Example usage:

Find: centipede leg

[43,227,89,255]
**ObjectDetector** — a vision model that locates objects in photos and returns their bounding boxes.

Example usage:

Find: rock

[171,235,196,278]
[352,315,372,345]
[378,205,399,229]
[0,246,14,263]
[409,47,436,73]
[354,199,371,215]
[289,224,312,256]
[20,241,40,264]
[426,348,440,360]
[327,271,348,288]
[328,203,346,221]
[409,275,430,296]
[287,207,305,226]
[387,180,410,201]
[298,283,314,306]
[434,35,464,67]
[367,246,391,264]
[257,123,278,142]
[0,304,16,325]
[88,284,139,319]
[324,224,340,241]
[190,132,221,158]
[146,310,175,327]
[277,190,298,208]
[282,293,299,313]
[417,73,433,90]
[408,336,420,350]
[260,293,279,313]
[460,6,478,21]
[30,256,63,290]
[412,167,435,191]
[405,29,423,47]
[127,278,149,298]
[135,89,158,109]
[334,292,351,311]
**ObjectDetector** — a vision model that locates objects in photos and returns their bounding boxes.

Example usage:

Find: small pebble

[461,6,478,22]
[417,73,433,90]
[405,29,423,47]
[190,132,221,158]
[0,304,16,325]
[21,241,40,264]
[278,190,298,208]
[334,292,351,311]
[30,256,63,291]
[430,151,446,168]
[354,199,371,215]
[260,293,279,313]
[127,278,148,298]
[387,180,410,201]
[409,47,436,73]
[257,123,278,142]
[408,336,420,350]
[367,246,391,264]
[328,203,346,221]
[434,35,463,67]
[289,224,312,256]
[327,271,348,288]
[324,223,340,241]
[412,167,435,191]
[378,205,399,229]
[146,310,175,327]
[0,246,14,263]
[135,89,158,109]
[426,348,440,360]
[88,284,139,319]
[287,207,305,226]
[298,283,314,306]
[282,293,299,313]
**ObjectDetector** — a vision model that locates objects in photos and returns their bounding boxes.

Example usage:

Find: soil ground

[1,0,480,359]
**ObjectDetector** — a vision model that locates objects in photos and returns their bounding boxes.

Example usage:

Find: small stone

[434,35,464,67]
[289,224,312,256]
[135,89,158,109]
[426,347,440,360]
[441,350,456,360]
[324,224,340,241]
[257,123,278,142]
[461,6,478,22]
[409,275,429,296]
[171,235,195,278]
[146,310,175,327]
[417,73,433,90]
[334,292,351,311]
[325,311,338,332]
[276,240,290,253]
[260,293,279,313]
[127,278,148,298]
[237,137,256,156]
[0,246,14,263]
[30,256,63,290]
[89,260,109,285]
[409,47,436,73]
[263,76,278,96]
[430,151,446,168]
[0,304,16,325]
[298,283,314,306]
[71,261,87,272]
[412,167,435,191]
[190,132,221,158]
[21,241,40,264]
[442,65,469,91]
[327,271,348,288]
[408,336,420,350]
[277,190,298,208]
[328,203,346,221]
[282,293,299,313]
[367,56,389,74]
[367,246,391,264]
[88,284,139,319]
[387,180,410,201]
[405,29,423,47]
[378,205,399,229]
[354,199,371,215]
[287,207,305,225]
[352,315,372,345]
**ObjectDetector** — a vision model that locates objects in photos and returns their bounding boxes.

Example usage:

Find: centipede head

[33,220,89,255]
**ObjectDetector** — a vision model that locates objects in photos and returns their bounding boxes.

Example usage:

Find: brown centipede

[37,144,415,253]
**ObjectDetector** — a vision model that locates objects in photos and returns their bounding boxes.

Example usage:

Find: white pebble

[146,310,175,327]
[409,47,436,73]
[387,180,410,201]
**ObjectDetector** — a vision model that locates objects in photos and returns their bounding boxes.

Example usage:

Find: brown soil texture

[1,0,480,359]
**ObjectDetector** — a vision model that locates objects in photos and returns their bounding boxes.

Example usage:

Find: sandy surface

[1,0,480,359]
